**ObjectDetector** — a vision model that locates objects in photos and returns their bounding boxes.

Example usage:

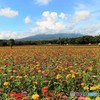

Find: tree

[0,41,7,46]
[9,39,15,48]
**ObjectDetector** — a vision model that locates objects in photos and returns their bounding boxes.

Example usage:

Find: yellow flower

[88,67,92,71]
[16,76,22,79]
[36,63,40,67]
[86,97,91,100]
[65,67,67,69]
[3,74,7,76]
[83,71,86,73]
[8,70,12,72]
[32,93,39,100]
[66,74,71,79]
[38,70,41,73]
[62,69,64,71]
[10,76,14,78]
[96,85,100,90]
[90,86,96,91]
[95,97,100,100]
[3,82,9,86]
[24,75,28,78]
[56,74,61,79]
[71,74,75,78]
[76,72,79,74]
[83,86,89,90]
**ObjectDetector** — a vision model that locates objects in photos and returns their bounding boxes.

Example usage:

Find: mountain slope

[17,33,84,41]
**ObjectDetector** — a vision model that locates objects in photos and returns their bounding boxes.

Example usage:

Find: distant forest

[0,35,100,46]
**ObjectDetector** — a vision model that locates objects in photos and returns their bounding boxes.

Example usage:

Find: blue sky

[0,0,100,39]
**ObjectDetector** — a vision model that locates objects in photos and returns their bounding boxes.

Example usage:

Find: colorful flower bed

[0,46,100,100]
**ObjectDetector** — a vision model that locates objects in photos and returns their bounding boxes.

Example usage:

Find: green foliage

[8,39,15,48]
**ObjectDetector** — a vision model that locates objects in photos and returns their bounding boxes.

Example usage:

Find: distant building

[48,43,52,45]
[98,43,100,45]
[66,43,69,45]
[88,43,91,45]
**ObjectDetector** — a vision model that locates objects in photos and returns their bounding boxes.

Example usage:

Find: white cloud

[36,0,52,5]
[73,10,91,23]
[79,24,100,35]
[0,8,18,18]
[25,16,32,24]
[59,13,67,19]
[1,23,100,39]
[0,10,100,39]
[42,11,57,20]
[0,31,18,39]
[0,30,33,39]
[35,11,66,34]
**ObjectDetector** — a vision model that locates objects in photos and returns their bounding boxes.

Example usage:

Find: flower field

[0,46,100,100]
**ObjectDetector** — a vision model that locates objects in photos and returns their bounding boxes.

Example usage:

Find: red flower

[42,71,47,76]
[62,80,66,83]
[15,93,23,99]
[48,92,54,97]
[0,88,3,93]
[42,87,48,94]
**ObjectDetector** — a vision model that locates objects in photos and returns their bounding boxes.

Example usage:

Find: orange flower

[42,87,48,94]
[44,97,50,100]
[7,78,12,81]
[32,82,37,85]
[22,97,30,100]
[13,69,17,73]
[10,92,16,97]
[34,98,39,100]
[56,93,62,98]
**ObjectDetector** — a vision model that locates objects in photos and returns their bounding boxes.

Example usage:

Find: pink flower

[62,95,67,99]
[22,91,28,95]
[78,96,85,100]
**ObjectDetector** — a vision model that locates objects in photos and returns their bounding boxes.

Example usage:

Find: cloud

[73,10,91,23]
[42,11,57,20]
[35,11,66,34]
[59,13,67,19]
[0,31,18,39]
[0,10,100,39]
[79,24,100,35]
[0,11,68,39]
[25,16,32,24]
[0,8,18,18]
[1,23,100,39]
[0,30,33,39]
[35,0,52,5]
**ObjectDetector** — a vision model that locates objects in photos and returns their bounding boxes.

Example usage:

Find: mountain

[17,33,84,41]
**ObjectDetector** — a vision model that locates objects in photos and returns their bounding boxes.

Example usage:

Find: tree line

[0,35,100,47]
